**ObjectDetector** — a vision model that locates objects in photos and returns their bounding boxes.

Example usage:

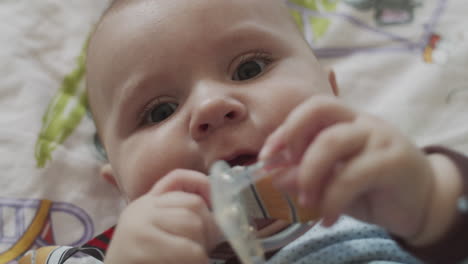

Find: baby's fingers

[260,96,356,164]
[149,192,222,251]
[150,169,211,207]
[151,205,220,251]
[319,154,381,227]
[297,123,369,207]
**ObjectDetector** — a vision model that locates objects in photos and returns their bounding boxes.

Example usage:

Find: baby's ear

[328,69,339,96]
[100,163,117,186]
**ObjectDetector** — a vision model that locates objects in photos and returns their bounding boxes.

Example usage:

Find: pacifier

[209,155,319,264]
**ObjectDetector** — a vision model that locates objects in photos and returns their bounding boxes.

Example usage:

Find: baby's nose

[189,97,247,141]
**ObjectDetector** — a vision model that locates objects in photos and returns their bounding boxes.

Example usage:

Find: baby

[21,0,468,263]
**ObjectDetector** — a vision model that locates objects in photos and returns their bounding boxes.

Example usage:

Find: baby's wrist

[407,153,463,246]
[394,146,468,263]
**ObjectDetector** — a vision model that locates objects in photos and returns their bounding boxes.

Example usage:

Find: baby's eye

[144,102,178,125]
[232,58,268,81]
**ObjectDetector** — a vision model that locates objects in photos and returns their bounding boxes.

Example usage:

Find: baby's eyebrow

[211,22,282,51]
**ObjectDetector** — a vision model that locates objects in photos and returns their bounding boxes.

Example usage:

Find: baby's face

[87,0,334,201]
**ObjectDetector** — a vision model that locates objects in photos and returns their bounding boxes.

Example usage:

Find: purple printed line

[287,2,414,45]
[419,0,447,51]
[0,198,41,208]
[0,198,41,242]
[314,45,415,58]
[36,202,93,247]
[55,202,94,246]
[1,238,17,244]
[287,0,447,58]
[0,198,94,247]
[0,207,3,239]
[15,210,24,240]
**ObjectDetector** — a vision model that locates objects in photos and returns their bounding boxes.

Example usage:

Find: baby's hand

[105,170,222,264]
[260,96,436,241]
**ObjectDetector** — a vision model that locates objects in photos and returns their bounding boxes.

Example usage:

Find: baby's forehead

[104,0,289,24]
[89,0,296,78]
[93,0,296,59]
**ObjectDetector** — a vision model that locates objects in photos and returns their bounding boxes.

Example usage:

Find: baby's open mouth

[227,154,257,167]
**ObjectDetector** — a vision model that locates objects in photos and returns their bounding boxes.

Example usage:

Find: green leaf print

[35,41,89,168]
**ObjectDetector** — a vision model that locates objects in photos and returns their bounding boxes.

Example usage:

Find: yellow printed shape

[289,0,338,40]
[0,200,52,263]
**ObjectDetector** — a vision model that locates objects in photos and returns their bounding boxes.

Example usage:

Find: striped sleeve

[18,246,103,264]
[18,227,112,264]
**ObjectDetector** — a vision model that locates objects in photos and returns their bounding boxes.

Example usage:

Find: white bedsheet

[0,0,467,263]
[0,0,123,260]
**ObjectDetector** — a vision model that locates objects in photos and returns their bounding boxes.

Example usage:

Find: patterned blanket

[0,0,467,263]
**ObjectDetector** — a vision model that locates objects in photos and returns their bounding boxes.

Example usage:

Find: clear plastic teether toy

[210,157,317,264]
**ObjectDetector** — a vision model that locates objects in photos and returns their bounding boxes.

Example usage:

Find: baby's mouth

[227,154,258,167]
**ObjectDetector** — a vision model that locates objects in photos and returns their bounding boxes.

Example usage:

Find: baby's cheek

[121,139,197,201]
[126,159,168,200]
